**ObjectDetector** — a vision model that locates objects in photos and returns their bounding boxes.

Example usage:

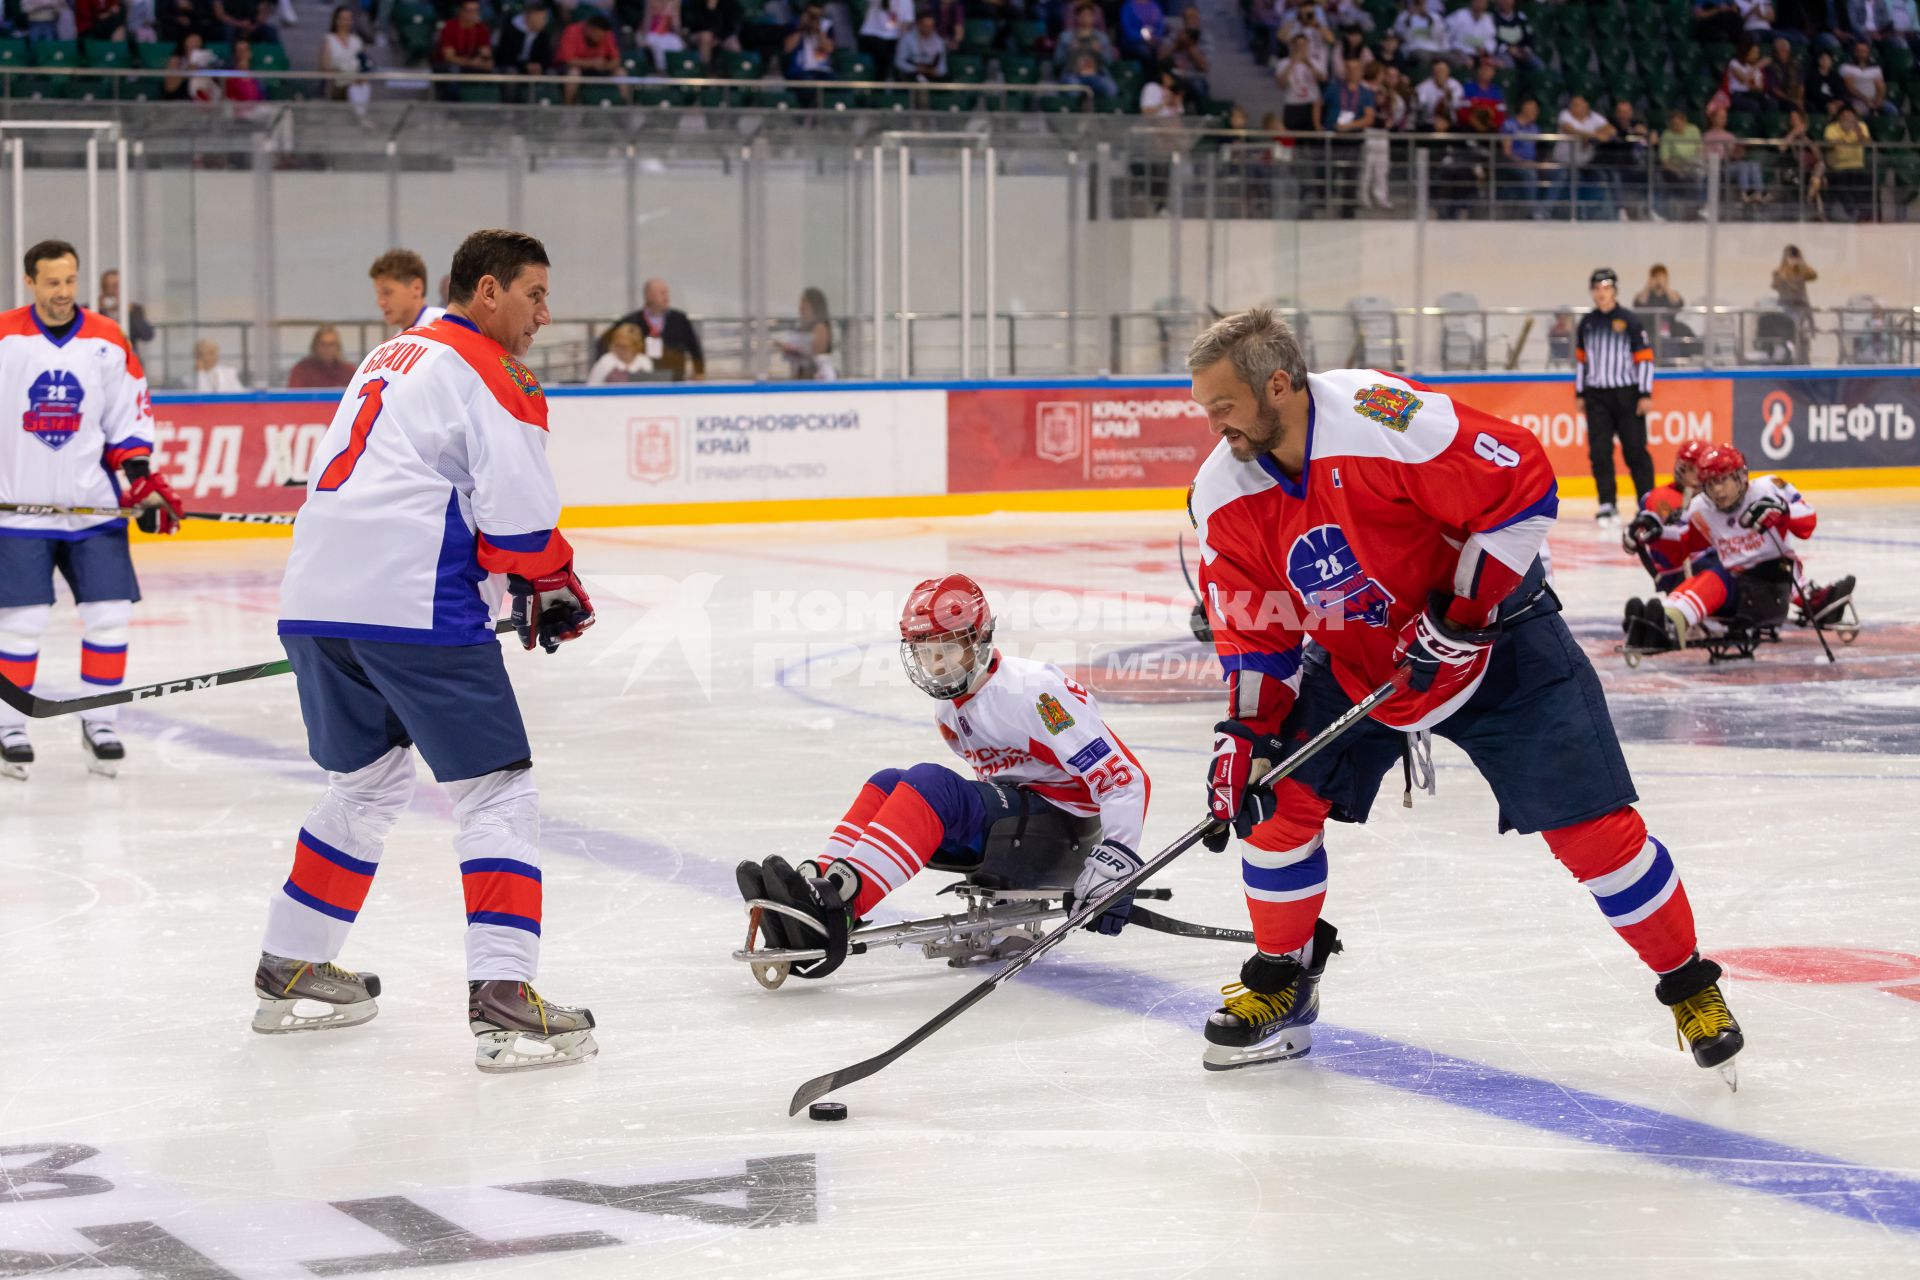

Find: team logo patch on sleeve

[21,370,84,450]
[1067,738,1113,771]
[499,356,544,397]
[1036,692,1076,735]
[1353,384,1423,433]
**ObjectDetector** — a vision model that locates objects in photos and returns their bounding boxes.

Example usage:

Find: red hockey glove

[119,462,184,536]
[1204,720,1284,851]
[507,565,595,653]
[1739,494,1791,536]
[1394,594,1499,695]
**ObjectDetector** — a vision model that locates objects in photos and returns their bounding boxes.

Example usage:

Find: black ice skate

[1800,575,1856,627]
[1203,919,1341,1072]
[252,953,382,1033]
[82,721,125,778]
[1656,954,1745,1091]
[0,726,30,782]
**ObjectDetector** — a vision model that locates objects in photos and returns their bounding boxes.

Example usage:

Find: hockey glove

[1069,840,1142,936]
[119,460,184,536]
[1622,510,1664,553]
[1739,494,1791,535]
[1395,594,1499,694]
[1204,720,1284,850]
[507,565,595,653]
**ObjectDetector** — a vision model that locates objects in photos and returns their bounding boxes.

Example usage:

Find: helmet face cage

[900,624,993,699]
[1699,447,1749,512]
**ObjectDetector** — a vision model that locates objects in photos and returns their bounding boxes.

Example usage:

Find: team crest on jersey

[499,356,543,398]
[1611,317,1628,333]
[1287,523,1396,628]
[1036,692,1075,735]
[1353,384,1422,433]
[21,369,84,451]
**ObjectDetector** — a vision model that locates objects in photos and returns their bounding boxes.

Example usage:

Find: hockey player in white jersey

[0,238,181,780]
[369,247,446,334]
[257,229,599,1072]
[738,573,1152,978]
[1623,444,1855,652]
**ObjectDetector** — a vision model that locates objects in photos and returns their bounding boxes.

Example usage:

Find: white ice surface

[3,493,1920,1278]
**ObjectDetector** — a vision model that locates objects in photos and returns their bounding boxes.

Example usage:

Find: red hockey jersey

[1192,369,1559,732]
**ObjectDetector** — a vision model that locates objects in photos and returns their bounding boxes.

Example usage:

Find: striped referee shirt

[1574,305,1655,394]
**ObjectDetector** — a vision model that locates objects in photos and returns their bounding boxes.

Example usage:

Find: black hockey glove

[1622,510,1664,553]
[1739,494,1791,535]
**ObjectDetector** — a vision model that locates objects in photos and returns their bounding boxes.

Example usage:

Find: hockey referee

[1574,267,1655,522]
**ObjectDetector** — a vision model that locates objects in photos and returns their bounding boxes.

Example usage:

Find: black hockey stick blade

[0,501,299,526]
[0,619,519,718]
[1126,905,1254,944]
[786,674,1403,1116]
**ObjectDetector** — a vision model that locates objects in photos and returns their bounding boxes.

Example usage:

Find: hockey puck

[808,1101,849,1122]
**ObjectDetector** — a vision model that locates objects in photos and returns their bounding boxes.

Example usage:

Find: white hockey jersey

[1679,475,1816,573]
[0,306,152,539]
[408,304,447,332]
[278,315,573,646]
[934,652,1150,852]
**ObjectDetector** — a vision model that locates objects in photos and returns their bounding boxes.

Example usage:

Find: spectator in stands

[931,0,965,51]
[1163,8,1211,102]
[1727,40,1768,112]
[1635,264,1685,313]
[1693,0,1744,44]
[1822,104,1872,216]
[783,3,835,82]
[682,0,741,65]
[1375,29,1408,73]
[1140,66,1185,116]
[588,323,656,383]
[896,11,948,81]
[642,0,686,71]
[1840,40,1891,116]
[495,3,557,82]
[1324,0,1374,34]
[1499,95,1546,213]
[1275,35,1325,131]
[1736,0,1775,34]
[95,270,153,355]
[22,0,65,43]
[775,288,836,380]
[1781,107,1827,213]
[1846,0,1918,38]
[214,0,277,44]
[1805,46,1848,117]
[1604,99,1655,216]
[1377,63,1416,129]
[323,5,372,108]
[1280,2,1336,74]
[1490,0,1535,67]
[1704,102,1766,202]
[1553,92,1616,216]
[1358,63,1393,207]
[1118,0,1168,65]
[1460,55,1505,131]
[225,37,267,103]
[557,11,622,102]
[1423,112,1486,217]
[1055,5,1115,79]
[1332,25,1373,79]
[1764,35,1803,110]
[159,0,214,44]
[857,0,911,78]
[1446,0,1498,67]
[609,278,706,378]
[1658,105,1705,211]
[1771,244,1817,352]
[193,338,246,392]
[434,0,495,98]
[1324,54,1377,216]
[164,31,221,100]
[1392,0,1449,72]
[1248,0,1281,65]
[1413,57,1463,126]
[288,326,357,389]
[78,0,129,42]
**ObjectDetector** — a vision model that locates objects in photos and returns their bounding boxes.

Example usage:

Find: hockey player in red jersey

[1623,444,1855,651]
[1183,308,1742,1084]
[738,573,1150,978]
[1624,439,1707,593]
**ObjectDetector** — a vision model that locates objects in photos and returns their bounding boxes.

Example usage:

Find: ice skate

[1,726,30,781]
[1594,503,1619,534]
[1656,954,1744,1091]
[252,953,381,1033]
[81,720,124,778]
[469,981,598,1073]
[1203,919,1340,1071]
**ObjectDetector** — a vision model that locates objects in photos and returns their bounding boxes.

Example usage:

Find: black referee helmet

[1589,267,1618,289]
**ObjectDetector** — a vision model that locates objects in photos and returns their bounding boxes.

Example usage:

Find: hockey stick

[786,673,1404,1116]
[0,619,518,719]
[0,502,298,526]
[1127,905,1254,944]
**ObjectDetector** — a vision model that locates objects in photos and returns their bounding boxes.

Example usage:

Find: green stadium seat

[1010,20,1046,52]
[718,49,761,79]
[960,19,996,55]
[29,39,80,98]
[394,1,437,63]
[1001,53,1038,86]
[948,52,985,83]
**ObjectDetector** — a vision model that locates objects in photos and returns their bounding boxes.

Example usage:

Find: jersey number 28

[314,380,387,493]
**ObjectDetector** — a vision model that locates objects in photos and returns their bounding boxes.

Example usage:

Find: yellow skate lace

[284,960,360,995]
[519,983,551,1034]
[1673,986,1734,1050]
[1219,981,1298,1028]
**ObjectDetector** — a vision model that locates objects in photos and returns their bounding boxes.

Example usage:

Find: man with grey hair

[1183,308,1743,1088]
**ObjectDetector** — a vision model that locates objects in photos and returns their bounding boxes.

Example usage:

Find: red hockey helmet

[1697,444,1749,512]
[899,573,996,699]
[1671,439,1709,491]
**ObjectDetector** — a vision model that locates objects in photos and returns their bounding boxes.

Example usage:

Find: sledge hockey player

[1183,308,1743,1085]
[737,572,1151,979]
[256,230,599,1073]
[1624,439,1707,593]
[1623,444,1855,653]
[0,238,180,781]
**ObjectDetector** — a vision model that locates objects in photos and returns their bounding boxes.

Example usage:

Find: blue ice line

[118,706,1920,1236]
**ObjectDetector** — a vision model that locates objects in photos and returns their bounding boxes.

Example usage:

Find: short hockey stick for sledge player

[787,673,1404,1116]
[0,501,298,526]
[1127,905,1254,944]
[0,620,518,719]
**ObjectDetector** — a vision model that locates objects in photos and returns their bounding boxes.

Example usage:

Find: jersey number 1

[314,380,387,493]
